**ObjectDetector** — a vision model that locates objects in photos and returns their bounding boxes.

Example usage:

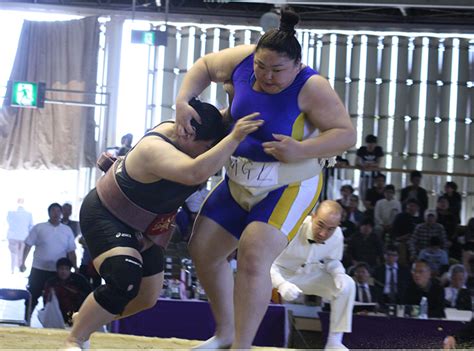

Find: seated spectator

[462,218,474,277]
[43,258,92,326]
[408,210,447,262]
[346,194,364,227]
[347,218,384,267]
[337,184,354,210]
[363,173,386,219]
[418,236,449,277]
[401,260,446,318]
[391,199,423,264]
[400,170,428,216]
[373,245,410,305]
[374,184,401,239]
[356,134,384,202]
[444,264,472,311]
[352,262,378,303]
[117,133,133,156]
[436,196,458,241]
[443,181,462,224]
[340,208,357,243]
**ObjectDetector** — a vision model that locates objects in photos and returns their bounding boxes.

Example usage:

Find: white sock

[326,332,343,345]
[193,336,232,349]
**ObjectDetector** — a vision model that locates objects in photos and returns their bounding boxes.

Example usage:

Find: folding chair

[0,288,32,326]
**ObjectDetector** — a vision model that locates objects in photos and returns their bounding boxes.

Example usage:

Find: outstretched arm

[138,113,263,186]
[175,45,255,135]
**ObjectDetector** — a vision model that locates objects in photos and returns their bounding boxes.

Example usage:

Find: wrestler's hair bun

[279,8,299,35]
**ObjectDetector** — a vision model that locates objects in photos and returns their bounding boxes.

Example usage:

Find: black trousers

[27,267,56,316]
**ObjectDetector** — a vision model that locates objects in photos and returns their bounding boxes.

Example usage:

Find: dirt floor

[0,326,286,350]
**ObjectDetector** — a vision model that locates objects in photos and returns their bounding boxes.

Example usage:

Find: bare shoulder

[299,75,336,108]
[206,44,256,82]
[298,74,349,130]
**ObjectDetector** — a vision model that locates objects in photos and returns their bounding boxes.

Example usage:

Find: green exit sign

[131,30,167,46]
[7,81,46,108]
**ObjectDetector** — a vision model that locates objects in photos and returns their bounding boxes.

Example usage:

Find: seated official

[401,259,446,318]
[271,200,355,350]
[444,264,472,311]
[373,245,410,305]
[351,262,378,304]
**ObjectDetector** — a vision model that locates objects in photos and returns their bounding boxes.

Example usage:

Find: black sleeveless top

[115,123,199,214]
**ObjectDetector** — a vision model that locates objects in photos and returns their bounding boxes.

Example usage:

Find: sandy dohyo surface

[0,326,286,350]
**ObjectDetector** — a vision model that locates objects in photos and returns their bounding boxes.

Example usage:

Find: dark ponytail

[256,7,301,63]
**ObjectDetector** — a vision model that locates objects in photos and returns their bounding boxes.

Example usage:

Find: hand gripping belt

[95,152,176,237]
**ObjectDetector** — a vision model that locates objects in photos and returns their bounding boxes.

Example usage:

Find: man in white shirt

[271,200,355,350]
[374,184,401,237]
[21,202,77,316]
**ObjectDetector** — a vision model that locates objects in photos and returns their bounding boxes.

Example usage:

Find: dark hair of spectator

[384,184,395,192]
[360,217,374,227]
[374,173,386,180]
[384,244,399,254]
[353,262,370,273]
[437,195,450,203]
[48,203,62,214]
[410,170,422,179]
[413,259,431,271]
[56,257,73,269]
[256,7,302,63]
[406,198,420,207]
[445,181,458,191]
[341,184,354,193]
[365,134,378,144]
[189,98,228,144]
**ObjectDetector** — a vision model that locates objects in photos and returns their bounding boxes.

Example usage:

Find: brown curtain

[0,16,99,169]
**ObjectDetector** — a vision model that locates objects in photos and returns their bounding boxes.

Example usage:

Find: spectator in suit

[340,208,357,243]
[374,184,401,239]
[444,264,472,311]
[43,257,92,326]
[20,203,77,316]
[347,218,384,267]
[408,209,447,262]
[346,194,364,228]
[373,245,410,305]
[443,181,462,224]
[400,171,428,216]
[418,236,449,277]
[61,203,80,238]
[352,262,378,304]
[401,259,446,318]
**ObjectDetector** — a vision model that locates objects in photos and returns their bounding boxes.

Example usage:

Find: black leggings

[27,267,56,315]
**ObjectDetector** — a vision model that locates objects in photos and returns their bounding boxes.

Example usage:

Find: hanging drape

[0,16,99,170]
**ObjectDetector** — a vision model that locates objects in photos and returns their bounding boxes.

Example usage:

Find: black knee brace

[94,255,143,315]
